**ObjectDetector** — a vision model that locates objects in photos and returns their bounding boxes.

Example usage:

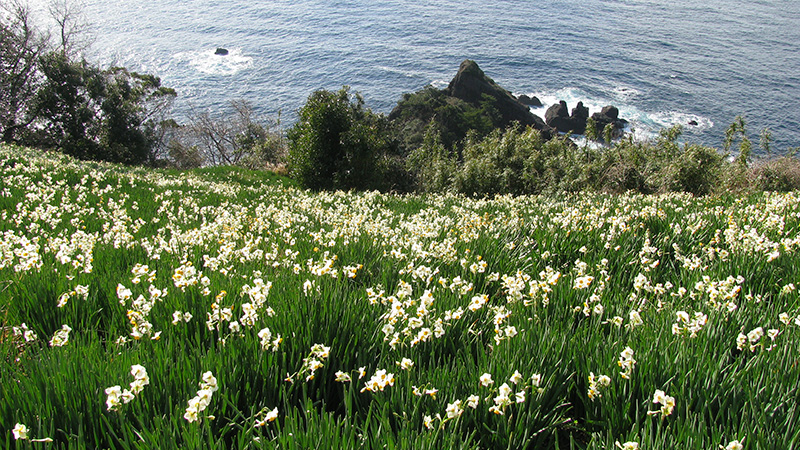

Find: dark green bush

[406,122,458,193]
[20,53,175,165]
[662,144,725,195]
[389,86,509,156]
[287,87,401,191]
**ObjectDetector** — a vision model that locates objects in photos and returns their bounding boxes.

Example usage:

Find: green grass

[1,144,798,449]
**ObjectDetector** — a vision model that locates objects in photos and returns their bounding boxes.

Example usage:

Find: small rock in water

[688,120,698,126]
[215,48,229,56]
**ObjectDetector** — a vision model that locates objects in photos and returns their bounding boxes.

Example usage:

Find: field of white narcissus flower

[1,144,798,449]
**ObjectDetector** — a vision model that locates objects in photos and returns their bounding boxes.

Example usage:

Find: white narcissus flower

[479,373,494,387]
[445,400,463,419]
[721,439,744,450]
[130,364,148,380]
[335,371,351,382]
[13,423,29,440]
[105,385,122,411]
[652,389,666,404]
[49,324,72,347]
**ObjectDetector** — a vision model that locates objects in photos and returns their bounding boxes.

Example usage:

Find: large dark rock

[388,60,554,152]
[545,101,572,133]
[214,48,229,56]
[445,60,551,133]
[571,102,589,120]
[517,94,543,107]
[600,105,619,120]
[544,100,591,134]
[569,101,590,134]
[591,105,628,138]
[545,100,568,122]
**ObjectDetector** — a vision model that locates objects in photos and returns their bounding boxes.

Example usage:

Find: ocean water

[29,0,800,150]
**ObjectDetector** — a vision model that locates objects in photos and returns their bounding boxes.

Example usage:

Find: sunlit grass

[1,144,798,449]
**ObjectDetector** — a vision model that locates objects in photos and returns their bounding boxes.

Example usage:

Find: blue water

[30,0,800,150]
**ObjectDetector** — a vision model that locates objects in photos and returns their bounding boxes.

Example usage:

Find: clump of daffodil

[361,368,395,393]
[49,324,72,347]
[286,343,330,382]
[647,389,676,417]
[184,371,219,423]
[587,372,612,400]
[105,364,150,411]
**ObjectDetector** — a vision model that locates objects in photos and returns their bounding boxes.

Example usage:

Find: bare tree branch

[47,0,92,56]
[170,101,284,168]
[0,0,49,142]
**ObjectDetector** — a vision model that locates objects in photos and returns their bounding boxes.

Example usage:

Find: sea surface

[29,0,800,150]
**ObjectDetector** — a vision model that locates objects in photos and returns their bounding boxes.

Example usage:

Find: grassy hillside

[1,144,798,449]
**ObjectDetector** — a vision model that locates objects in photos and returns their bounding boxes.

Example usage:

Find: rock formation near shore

[591,105,628,137]
[544,100,627,137]
[388,60,553,153]
[388,60,631,153]
[445,60,550,133]
[517,94,542,107]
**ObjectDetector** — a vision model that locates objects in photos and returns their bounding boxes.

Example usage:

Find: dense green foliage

[29,54,176,165]
[2,145,799,449]
[389,86,503,155]
[0,1,176,165]
[408,121,800,197]
[287,87,404,191]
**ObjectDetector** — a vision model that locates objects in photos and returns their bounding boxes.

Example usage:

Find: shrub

[388,86,509,156]
[287,87,400,191]
[406,122,458,193]
[453,125,546,196]
[660,143,725,195]
[751,155,800,192]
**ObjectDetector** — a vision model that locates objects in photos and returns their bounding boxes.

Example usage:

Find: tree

[47,0,93,56]
[27,52,100,159]
[170,100,283,168]
[28,53,176,164]
[0,0,49,142]
[287,87,396,191]
[1,0,176,165]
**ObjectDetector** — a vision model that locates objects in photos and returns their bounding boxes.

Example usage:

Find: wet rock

[517,94,543,107]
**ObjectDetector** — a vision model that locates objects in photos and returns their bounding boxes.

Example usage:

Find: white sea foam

[610,86,642,102]
[522,87,610,119]
[520,88,713,143]
[648,111,714,130]
[172,48,254,76]
[378,66,427,79]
